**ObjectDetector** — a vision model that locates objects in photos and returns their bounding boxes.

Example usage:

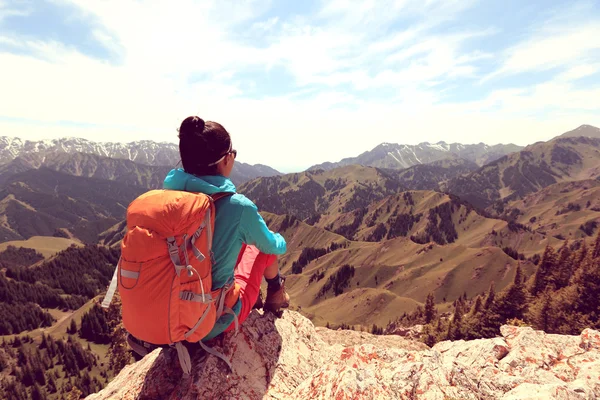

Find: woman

[163,116,289,340]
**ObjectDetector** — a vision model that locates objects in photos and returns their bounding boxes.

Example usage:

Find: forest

[0,298,127,400]
[385,232,600,346]
[0,245,119,336]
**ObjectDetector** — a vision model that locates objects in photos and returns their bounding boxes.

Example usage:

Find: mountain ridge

[308,125,600,173]
[0,136,281,185]
[445,136,600,210]
[0,168,145,242]
[555,124,600,140]
[309,140,523,171]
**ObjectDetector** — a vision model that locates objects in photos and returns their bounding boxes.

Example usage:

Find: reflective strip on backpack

[101,258,120,309]
[120,269,139,279]
[179,291,213,303]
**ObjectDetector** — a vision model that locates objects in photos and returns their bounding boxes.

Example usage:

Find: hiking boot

[264,276,290,312]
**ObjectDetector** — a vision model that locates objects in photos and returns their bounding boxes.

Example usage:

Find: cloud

[556,64,600,82]
[251,16,279,33]
[483,2,600,82]
[0,0,599,172]
[495,25,600,77]
[0,0,33,22]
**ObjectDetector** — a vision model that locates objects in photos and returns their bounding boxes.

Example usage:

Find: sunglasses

[207,147,237,166]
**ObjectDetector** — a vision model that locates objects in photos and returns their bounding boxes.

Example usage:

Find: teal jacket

[163,169,287,339]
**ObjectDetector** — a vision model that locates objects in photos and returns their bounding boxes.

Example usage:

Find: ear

[223,153,233,167]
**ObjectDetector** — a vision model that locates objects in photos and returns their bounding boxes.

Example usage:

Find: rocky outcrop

[88,311,600,400]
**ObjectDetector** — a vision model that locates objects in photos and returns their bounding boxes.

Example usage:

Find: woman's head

[178,116,236,177]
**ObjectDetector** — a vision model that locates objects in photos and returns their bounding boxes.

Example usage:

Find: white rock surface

[87,311,600,400]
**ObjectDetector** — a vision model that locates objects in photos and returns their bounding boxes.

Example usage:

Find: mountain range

[1,124,600,399]
[0,136,281,186]
[310,141,523,171]
[0,168,145,242]
[445,136,600,209]
[0,126,598,319]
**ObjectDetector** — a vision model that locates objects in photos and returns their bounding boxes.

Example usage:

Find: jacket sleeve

[239,202,287,255]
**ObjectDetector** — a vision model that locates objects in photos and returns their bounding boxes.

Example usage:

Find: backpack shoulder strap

[210,192,235,203]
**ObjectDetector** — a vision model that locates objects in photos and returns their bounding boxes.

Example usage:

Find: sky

[0,0,599,172]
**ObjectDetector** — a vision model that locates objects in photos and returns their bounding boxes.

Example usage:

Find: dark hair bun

[179,116,205,138]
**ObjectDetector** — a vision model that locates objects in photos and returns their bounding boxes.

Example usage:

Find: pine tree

[22,365,36,387]
[435,318,444,335]
[80,370,93,396]
[496,264,528,322]
[30,383,47,400]
[33,363,46,386]
[550,242,573,290]
[67,319,77,335]
[593,231,600,259]
[17,347,28,366]
[450,301,464,340]
[424,293,437,324]
[569,249,600,326]
[476,283,502,338]
[47,374,58,394]
[40,334,47,350]
[575,242,588,267]
[528,291,553,332]
[513,263,523,286]
[446,319,453,341]
[421,324,437,347]
[469,295,483,315]
[531,246,558,296]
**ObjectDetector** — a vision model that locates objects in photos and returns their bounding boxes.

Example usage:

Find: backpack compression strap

[101,258,121,309]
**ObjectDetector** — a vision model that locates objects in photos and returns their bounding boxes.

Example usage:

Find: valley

[0,126,599,398]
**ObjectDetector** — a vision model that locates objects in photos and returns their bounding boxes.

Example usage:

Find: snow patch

[427,143,449,152]
[410,149,421,163]
[388,151,401,164]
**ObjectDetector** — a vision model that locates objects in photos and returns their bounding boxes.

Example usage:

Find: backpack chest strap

[179,291,213,303]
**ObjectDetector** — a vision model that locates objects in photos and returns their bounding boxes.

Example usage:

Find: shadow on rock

[136,310,284,400]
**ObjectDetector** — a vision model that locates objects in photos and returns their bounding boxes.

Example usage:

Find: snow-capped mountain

[309,141,524,171]
[0,136,281,185]
[0,137,181,166]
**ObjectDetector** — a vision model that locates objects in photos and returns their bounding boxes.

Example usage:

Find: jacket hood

[163,169,236,195]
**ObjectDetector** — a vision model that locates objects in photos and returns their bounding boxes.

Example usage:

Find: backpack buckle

[180,291,194,301]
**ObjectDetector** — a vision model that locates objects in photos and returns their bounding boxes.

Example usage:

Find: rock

[315,325,427,351]
[386,324,424,340]
[88,311,600,400]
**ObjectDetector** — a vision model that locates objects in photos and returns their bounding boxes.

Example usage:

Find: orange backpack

[102,190,239,373]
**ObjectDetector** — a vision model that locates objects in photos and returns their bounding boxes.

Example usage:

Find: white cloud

[484,23,600,81]
[0,0,33,22]
[251,16,279,32]
[556,64,600,81]
[0,0,599,172]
